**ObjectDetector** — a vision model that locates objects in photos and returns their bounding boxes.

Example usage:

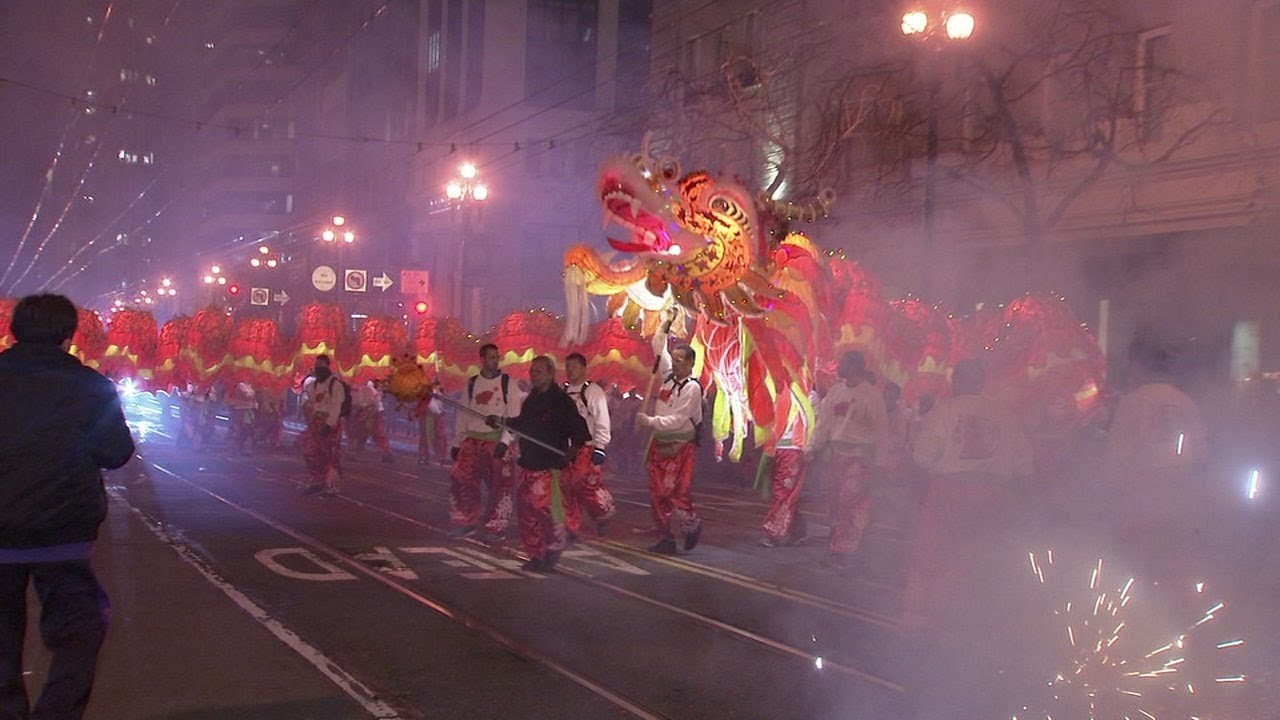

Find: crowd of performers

[167,329,1213,636]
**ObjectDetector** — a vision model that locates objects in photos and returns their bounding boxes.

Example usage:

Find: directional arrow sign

[273,290,291,305]
[371,272,394,292]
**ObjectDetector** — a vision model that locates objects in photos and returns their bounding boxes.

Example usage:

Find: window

[1254,2,1280,121]
[423,0,443,124]
[525,0,598,109]
[1135,27,1172,136]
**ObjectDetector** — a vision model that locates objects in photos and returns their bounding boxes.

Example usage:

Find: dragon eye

[711,197,731,212]
[658,158,680,181]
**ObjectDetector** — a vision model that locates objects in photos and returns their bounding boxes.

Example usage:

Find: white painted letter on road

[255,548,355,581]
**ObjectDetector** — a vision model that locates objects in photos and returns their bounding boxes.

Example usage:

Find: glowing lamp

[414,301,429,314]
[343,231,355,244]
[258,245,270,255]
[902,10,928,35]
[472,184,489,201]
[332,215,346,226]
[445,182,463,200]
[322,229,336,242]
[945,11,975,40]
[250,258,261,267]
[459,163,477,179]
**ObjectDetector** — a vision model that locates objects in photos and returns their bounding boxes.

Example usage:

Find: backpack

[670,375,707,446]
[565,380,598,420]
[330,377,353,418]
[467,373,510,405]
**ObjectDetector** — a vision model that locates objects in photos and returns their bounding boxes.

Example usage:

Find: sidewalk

[19,471,370,720]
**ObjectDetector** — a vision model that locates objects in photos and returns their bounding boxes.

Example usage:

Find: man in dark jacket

[0,294,135,720]
[493,356,589,572]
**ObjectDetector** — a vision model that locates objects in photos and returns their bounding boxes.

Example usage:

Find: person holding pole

[636,330,704,555]
[448,344,522,540]
[488,356,590,571]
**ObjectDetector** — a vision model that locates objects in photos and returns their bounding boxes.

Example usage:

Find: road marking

[145,462,669,720]
[256,548,357,581]
[110,491,404,719]
[399,547,519,580]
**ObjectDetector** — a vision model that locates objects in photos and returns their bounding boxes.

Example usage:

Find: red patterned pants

[645,441,701,539]
[449,437,515,532]
[762,448,808,542]
[562,446,616,536]
[347,406,390,453]
[302,419,343,489]
[517,468,568,561]
[828,453,872,555]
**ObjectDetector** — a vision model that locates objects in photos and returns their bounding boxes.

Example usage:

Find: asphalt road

[18,406,1279,719]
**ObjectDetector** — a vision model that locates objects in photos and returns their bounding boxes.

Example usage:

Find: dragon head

[597,140,701,259]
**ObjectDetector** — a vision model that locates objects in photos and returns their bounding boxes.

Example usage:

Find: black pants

[0,561,109,720]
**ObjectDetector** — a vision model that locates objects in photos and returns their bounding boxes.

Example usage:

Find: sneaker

[758,537,777,548]
[648,538,678,554]
[683,524,702,551]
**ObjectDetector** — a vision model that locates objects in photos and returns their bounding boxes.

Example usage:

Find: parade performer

[300,355,348,496]
[902,358,1032,628]
[806,351,889,564]
[254,384,284,449]
[562,352,616,538]
[760,391,813,547]
[496,356,590,571]
[636,338,704,554]
[448,343,523,539]
[414,394,448,465]
[1100,337,1208,580]
[226,382,257,456]
[347,380,393,463]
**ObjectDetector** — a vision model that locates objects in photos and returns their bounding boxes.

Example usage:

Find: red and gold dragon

[563,139,1107,461]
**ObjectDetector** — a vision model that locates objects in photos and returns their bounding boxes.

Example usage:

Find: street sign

[312,265,336,292]
[249,287,270,306]
[344,269,368,293]
[400,269,430,295]
[371,272,394,292]
[274,290,291,305]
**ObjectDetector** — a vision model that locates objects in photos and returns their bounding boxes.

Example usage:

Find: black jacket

[506,384,590,471]
[0,343,135,548]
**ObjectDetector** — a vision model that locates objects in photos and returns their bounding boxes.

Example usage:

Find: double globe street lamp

[900,6,976,296]
[443,162,490,320]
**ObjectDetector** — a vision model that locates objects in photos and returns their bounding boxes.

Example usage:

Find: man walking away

[0,294,135,720]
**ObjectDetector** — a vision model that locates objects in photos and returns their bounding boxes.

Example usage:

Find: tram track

[207,453,907,692]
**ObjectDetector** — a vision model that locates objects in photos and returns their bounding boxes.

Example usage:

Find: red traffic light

[228,284,241,295]
[414,301,429,314]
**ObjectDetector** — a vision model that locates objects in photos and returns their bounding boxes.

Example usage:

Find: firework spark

[1013,551,1248,719]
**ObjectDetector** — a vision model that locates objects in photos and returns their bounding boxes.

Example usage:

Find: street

[19,413,1275,720]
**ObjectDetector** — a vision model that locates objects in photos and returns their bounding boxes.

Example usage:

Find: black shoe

[447,525,477,539]
[520,557,546,572]
[381,453,394,463]
[543,550,561,572]
[300,484,324,496]
[648,538,677,554]
[683,524,702,551]
[474,530,504,544]
[595,519,611,537]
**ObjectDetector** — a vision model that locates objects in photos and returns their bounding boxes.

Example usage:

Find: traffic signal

[414,301,429,314]
[228,284,241,296]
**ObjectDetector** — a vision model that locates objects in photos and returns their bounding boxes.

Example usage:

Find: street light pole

[443,162,489,322]
[902,5,975,298]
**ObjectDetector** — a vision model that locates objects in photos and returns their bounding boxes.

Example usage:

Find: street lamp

[442,162,490,320]
[901,5,976,296]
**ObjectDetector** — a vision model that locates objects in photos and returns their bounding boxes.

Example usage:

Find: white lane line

[145,462,669,720]
[108,489,404,720]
